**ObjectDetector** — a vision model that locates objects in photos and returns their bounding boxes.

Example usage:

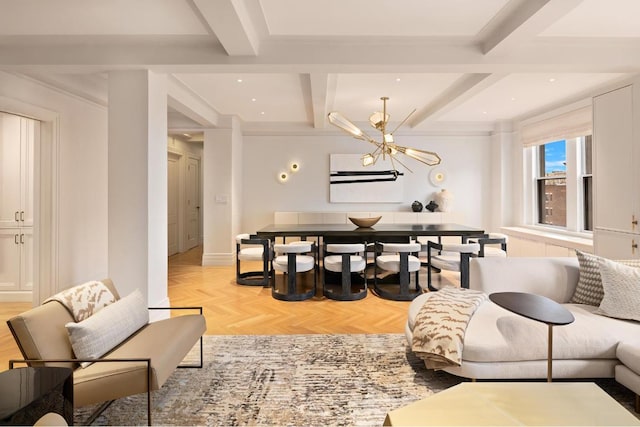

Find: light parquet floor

[0,245,459,370]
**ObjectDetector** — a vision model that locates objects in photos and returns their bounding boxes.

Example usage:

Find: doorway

[185,156,200,251]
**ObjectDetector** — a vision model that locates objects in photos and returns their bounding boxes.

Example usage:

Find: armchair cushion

[66,290,148,367]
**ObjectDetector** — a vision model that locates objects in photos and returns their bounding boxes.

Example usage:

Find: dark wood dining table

[255,223,485,242]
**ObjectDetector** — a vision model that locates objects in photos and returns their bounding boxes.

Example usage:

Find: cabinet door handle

[20,211,24,222]
[14,234,19,245]
[15,211,19,222]
[633,240,638,255]
[20,234,24,244]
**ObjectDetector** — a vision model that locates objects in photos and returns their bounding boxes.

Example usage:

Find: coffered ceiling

[1,0,639,135]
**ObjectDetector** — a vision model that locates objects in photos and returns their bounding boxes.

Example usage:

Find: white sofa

[406,257,640,403]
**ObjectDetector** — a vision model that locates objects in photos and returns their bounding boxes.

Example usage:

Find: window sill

[500,226,593,253]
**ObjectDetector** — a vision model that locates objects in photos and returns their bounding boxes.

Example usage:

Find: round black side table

[0,366,73,425]
[489,292,575,382]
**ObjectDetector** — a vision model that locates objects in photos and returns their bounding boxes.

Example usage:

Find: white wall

[241,133,493,233]
[0,72,108,294]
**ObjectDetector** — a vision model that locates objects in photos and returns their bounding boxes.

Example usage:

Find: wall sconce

[429,167,447,187]
[290,162,300,173]
[278,171,289,183]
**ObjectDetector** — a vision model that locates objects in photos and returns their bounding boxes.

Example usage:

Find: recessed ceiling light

[548,78,556,83]
[237,78,243,83]
[511,97,516,101]
[396,78,401,82]
[251,98,256,102]
[482,111,488,115]
[260,111,265,115]
[183,133,191,137]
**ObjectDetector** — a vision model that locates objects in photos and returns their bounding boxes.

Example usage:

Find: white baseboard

[0,291,33,303]
[202,252,234,266]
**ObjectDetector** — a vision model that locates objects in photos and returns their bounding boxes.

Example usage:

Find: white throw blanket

[411,287,487,370]
[44,280,116,322]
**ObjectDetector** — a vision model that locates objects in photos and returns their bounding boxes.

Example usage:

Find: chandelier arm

[390,153,414,173]
[396,145,442,166]
[388,108,417,135]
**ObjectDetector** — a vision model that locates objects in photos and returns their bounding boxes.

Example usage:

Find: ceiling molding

[478,0,584,56]
[191,0,260,56]
[167,76,220,127]
[409,73,506,127]
[308,73,336,129]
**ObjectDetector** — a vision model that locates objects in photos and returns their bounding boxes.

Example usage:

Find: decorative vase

[434,189,453,212]
[411,201,423,212]
[425,201,438,212]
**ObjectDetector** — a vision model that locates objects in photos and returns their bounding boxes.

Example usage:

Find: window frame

[525,135,593,235]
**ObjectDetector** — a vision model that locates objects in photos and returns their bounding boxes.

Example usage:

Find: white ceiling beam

[191,0,260,56]
[478,0,584,56]
[1,36,640,73]
[167,76,220,127]
[409,74,507,127]
[308,73,337,129]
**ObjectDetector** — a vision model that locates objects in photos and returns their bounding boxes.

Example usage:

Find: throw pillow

[597,258,640,322]
[66,289,149,367]
[571,251,603,305]
[570,250,640,306]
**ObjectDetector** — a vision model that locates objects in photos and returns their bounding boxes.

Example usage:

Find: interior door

[185,157,200,250]
[167,153,180,256]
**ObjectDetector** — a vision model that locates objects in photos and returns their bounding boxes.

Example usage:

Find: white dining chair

[423,240,480,290]
[235,233,272,286]
[373,241,422,301]
[322,243,367,301]
[271,242,317,301]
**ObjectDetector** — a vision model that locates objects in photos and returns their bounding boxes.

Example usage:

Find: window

[537,140,567,227]
[532,136,592,232]
[582,135,593,231]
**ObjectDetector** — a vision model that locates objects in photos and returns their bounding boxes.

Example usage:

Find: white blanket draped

[411,287,487,370]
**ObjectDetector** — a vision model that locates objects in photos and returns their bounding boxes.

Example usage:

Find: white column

[489,122,515,231]
[108,70,168,306]
[202,117,242,266]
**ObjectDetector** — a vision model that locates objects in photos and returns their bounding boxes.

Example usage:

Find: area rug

[75,334,639,426]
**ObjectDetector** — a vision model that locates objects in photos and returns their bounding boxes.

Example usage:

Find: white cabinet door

[0,229,21,290]
[593,85,637,234]
[0,113,22,228]
[594,229,640,259]
[20,228,33,290]
[21,118,35,227]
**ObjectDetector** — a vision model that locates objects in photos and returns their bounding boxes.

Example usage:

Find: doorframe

[0,96,59,305]
[167,150,183,255]
[185,155,201,249]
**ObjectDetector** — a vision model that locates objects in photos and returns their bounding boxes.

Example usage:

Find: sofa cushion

[617,342,640,374]
[571,251,640,306]
[596,258,640,322]
[66,289,148,367]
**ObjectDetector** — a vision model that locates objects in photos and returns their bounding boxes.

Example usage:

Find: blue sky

[545,140,566,174]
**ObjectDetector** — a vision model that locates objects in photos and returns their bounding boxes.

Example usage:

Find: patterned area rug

[75,334,638,426]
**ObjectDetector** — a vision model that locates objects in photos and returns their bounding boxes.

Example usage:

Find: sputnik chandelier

[328,97,441,172]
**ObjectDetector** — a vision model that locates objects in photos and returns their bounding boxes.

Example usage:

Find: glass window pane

[583,135,592,174]
[584,176,593,231]
[537,178,567,226]
[542,140,566,177]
